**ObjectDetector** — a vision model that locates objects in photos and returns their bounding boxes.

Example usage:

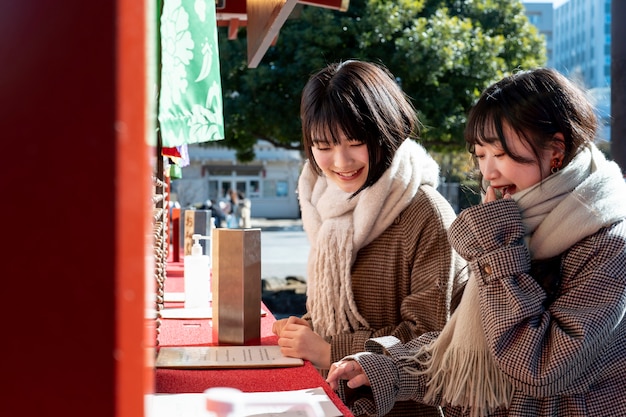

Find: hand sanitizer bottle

[184,234,211,309]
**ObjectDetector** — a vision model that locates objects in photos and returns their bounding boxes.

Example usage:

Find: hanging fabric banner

[158,0,224,147]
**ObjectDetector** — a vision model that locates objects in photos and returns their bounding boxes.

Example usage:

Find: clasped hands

[272,316,332,369]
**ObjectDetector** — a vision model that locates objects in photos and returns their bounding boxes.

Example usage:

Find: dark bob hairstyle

[300,60,419,197]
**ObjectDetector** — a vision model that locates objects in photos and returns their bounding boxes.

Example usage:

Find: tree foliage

[216,0,546,163]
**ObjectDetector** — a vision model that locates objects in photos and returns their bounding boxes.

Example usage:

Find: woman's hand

[271,318,289,336]
[484,185,512,203]
[275,316,331,369]
[326,359,370,391]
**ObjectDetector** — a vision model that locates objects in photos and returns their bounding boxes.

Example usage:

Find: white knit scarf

[298,139,440,338]
[414,143,626,417]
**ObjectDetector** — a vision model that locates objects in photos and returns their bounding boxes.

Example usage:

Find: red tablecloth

[155,262,352,416]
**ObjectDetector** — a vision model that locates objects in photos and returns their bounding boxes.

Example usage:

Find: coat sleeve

[344,334,441,417]
[449,199,626,397]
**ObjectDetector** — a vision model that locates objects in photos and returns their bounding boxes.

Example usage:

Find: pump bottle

[184,234,211,309]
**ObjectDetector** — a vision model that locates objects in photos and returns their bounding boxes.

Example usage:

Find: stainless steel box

[211,228,262,345]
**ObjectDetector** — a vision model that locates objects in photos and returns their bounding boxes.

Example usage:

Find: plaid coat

[353,199,626,417]
[304,185,467,417]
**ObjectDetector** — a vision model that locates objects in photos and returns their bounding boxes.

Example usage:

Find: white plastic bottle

[184,234,211,309]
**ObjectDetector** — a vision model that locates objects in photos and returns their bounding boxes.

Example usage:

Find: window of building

[528,14,541,25]
[209,177,262,202]
[262,180,289,198]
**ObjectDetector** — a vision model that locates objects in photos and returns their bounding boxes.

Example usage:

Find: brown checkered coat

[354,199,626,417]
[304,185,467,416]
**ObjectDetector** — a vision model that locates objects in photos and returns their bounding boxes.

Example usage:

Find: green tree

[216,0,545,164]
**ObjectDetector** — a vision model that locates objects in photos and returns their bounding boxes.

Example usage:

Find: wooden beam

[246,0,299,68]
[299,0,348,11]
[219,1,350,64]
[228,17,241,40]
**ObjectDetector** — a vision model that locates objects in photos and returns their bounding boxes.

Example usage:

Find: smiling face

[474,122,562,196]
[311,132,370,194]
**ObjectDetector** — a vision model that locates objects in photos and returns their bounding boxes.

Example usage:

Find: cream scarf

[298,139,440,338]
[414,144,626,417]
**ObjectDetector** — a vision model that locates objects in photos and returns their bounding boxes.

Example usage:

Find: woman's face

[311,132,369,194]
[474,122,558,197]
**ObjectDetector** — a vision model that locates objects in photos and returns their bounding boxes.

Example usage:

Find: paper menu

[155,345,304,369]
[146,387,343,417]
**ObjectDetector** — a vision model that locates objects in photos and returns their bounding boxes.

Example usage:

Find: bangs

[305,95,367,146]
[308,119,345,146]
[465,107,502,151]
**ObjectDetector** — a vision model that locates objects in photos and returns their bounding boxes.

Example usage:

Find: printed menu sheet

[155,345,304,369]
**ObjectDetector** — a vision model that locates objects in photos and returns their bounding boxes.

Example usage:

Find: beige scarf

[414,144,626,417]
[298,139,440,338]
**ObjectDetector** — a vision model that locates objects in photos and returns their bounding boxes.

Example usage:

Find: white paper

[160,306,212,319]
[164,292,186,303]
[160,307,267,319]
[146,387,343,417]
[156,345,303,368]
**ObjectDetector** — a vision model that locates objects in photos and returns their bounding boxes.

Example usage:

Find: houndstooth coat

[352,199,626,417]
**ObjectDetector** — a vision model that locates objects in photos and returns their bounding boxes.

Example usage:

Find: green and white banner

[158,0,224,147]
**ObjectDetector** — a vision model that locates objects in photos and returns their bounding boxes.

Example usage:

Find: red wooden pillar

[1,1,154,416]
[117,0,155,416]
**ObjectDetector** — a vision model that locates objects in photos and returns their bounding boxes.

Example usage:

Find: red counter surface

[155,262,352,416]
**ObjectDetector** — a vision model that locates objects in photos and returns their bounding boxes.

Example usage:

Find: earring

[551,158,562,174]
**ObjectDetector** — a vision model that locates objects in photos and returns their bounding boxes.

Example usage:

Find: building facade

[553,0,612,142]
[523,2,554,67]
[523,0,612,90]
[553,0,612,89]
[523,0,612,142]
[171,140,303,219]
